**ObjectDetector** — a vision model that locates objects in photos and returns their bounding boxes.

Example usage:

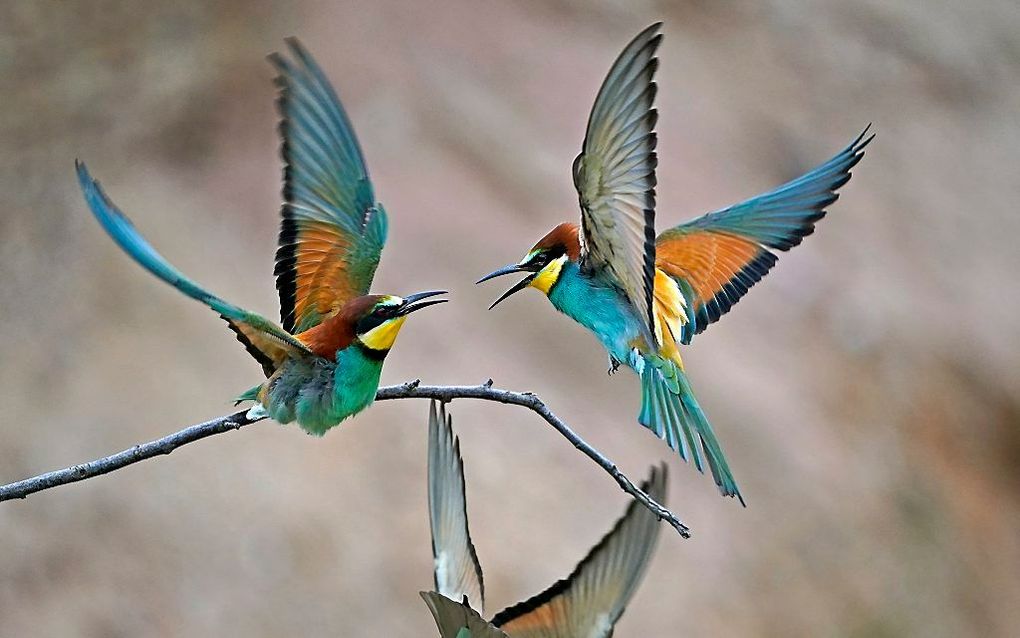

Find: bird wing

[429,401,486,615]
[490,465,667,638]
[270,38,388,334]
[573,23,662,341]
[655,127,873,344]
[76,161,314,377]
[421,592,509,638]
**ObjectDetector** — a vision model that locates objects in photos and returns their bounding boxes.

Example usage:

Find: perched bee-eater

[76,39,446,435]
[478,23,871,504]
[421,401,665,637]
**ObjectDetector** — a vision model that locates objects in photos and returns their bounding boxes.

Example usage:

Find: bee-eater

[421,401,665,637]
[477,23,872,504]
[76,39,447,435]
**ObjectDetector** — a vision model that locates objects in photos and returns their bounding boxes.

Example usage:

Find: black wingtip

[281,36,307,61]
[852,123,875,152]
[74,158,90,182]
[644,21,664,37]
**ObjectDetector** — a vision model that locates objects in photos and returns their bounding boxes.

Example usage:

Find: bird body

[478,23,871,504]
[547,258,649,366]
[77,38,446,436]
[515,222,740,499]
[251,332,384,435]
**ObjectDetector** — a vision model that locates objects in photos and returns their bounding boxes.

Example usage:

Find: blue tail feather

[639,355,743,505]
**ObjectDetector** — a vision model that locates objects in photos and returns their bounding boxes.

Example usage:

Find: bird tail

[638,354,744,505]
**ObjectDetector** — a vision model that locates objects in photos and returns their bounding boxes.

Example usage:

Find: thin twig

[375,381,689,537]
[0,409,262,502]
[0,381,689,537]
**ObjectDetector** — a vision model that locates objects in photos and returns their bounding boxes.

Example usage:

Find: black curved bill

[476,263,527,285]
[477,264,535,310]
[400,290,449,315]
[489,274,536,310]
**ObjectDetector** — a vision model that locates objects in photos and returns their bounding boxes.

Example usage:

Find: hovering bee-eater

[76,39,447,435]
[478,23,872,504]
[421,401,665,637]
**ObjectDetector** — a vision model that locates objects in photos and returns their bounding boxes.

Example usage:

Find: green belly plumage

[260,345,384,436]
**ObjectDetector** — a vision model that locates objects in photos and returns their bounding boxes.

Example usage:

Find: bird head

[345,291,448,354]
[477,222,580,309]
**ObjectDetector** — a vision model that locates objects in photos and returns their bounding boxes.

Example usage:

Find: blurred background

[2,1,1018,636]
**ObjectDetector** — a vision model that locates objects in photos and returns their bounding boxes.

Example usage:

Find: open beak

[476,264,535,310]
[398,290,448,316]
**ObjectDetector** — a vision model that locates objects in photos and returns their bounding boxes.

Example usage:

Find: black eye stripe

[529,247,564,269]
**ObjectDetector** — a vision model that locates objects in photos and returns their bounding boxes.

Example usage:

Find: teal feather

[77,161,242,322]
[639,356,741,503]
[670,126,873,249]
[659,126,873,344]
[548,261,741,501]
[234,385,261,405]
[76,161,312,358]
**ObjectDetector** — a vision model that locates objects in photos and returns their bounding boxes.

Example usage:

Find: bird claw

[607,356,621,375]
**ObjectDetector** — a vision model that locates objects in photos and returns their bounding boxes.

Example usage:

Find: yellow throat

[359,316,407,351]
[530,255,567,294]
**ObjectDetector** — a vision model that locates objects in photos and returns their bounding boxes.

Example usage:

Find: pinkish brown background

[2,1,1018,636]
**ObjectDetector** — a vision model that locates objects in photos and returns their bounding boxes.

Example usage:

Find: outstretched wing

[421,592,509,638]
[270,38,388,334]
[77,161,313,377]
[490,465,667,638]
[429,401,486,615]
[573,23,661,340]
[656,127,873,344]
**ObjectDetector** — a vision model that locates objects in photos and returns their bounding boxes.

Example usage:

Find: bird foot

[607,356,621,375]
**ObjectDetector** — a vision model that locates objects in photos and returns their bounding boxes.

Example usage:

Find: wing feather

[656,127,873,343]
[421,592,509,638]
[573,23,662,340]
[429,401,486,615]
[270,38,388,334]
[76,161,313,376]
[490,465,667,638]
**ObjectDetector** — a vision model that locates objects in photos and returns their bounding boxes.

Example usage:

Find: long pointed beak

[477,264,536,310]
[487,273,536,310]
[399,290,448,316]
[476,263,526,284]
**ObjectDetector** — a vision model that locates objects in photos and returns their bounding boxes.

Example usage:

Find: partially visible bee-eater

[478,23,872,504]
[76,39,447,435]
[421,401,665,637]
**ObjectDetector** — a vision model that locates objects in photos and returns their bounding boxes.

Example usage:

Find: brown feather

[533,223,581,260]
[294,294,384,359]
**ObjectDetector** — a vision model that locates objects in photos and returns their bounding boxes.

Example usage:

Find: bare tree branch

[0,380,690,538]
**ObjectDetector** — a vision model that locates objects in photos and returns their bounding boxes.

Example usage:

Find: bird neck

[295,314,355,360]
[355,316,407,356]
[530,255,569,295]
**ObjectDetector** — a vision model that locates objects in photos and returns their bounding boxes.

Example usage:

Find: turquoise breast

[547,262,647,365]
